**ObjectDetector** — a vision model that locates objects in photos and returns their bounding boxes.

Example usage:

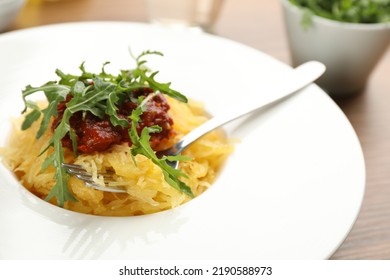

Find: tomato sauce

[53,88,174,153]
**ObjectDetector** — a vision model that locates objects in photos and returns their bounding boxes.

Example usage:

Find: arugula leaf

[42,110,77,206]
[21,101,41,131]
[129,99,194,197]
[106,89,129,127]
[133,50,164,68]
[21,83,69,141]
[22,83,69,114]
[36,98,62,139]
[44,130,77,206]
[131,49,188,103]
[134,69,188,103]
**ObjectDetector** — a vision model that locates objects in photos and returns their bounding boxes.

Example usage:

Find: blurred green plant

[290,0,390,25]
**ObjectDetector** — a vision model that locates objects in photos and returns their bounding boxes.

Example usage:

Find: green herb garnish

[21,51,193,207]
[129,94,193,198]
[290,0,390,26]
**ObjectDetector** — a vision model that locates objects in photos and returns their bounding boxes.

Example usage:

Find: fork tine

[62,162,127,193]
[74,171,114,180]
[85,182,127,193]
[62,163,114,179]
[74,174,95,183]
[62,163,85,171]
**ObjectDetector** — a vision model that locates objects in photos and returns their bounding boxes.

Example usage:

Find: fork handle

[174,61,326,154]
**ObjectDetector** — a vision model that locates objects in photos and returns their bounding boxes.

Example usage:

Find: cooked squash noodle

[1,97,233,216]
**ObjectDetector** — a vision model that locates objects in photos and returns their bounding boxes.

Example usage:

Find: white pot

[281,0,390,96]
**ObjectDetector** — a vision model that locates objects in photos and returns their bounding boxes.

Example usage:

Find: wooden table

[6,0,390,260]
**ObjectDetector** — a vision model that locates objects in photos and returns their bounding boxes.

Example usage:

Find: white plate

[0,22,365,259]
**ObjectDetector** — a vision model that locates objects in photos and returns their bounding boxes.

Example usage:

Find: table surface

[5,0,390,260]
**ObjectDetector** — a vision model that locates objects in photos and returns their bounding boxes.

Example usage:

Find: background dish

[0,22,365,259]
[0,0,25,32]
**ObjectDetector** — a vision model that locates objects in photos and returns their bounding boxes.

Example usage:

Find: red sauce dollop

[52,88,174,153]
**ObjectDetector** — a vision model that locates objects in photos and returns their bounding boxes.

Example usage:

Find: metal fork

[62,61,326,193]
